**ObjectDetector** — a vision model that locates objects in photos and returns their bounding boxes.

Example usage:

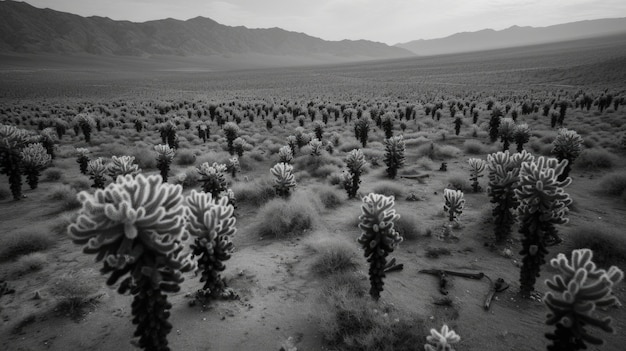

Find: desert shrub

[0,185,10,200]
[8,252,47,277]
[231,177,276,206]
[255,193,317,238]
[0,231,54,261]
[574,148,616,170]
[41,167,63,182]
[131,147,157,170]
[327,172,344,186]
[49,212,78,235]
[339,141,362,153]
[173,167,200,189]
[318,272,427,351]
[597,171,626,198]
[415,143,460,159]
[394,213,424,241]
[370,181,404,197]
[463,139,485,154]
[315,185,344,209]
[294,154,343,178]
[446,174,471,192]
[175,149,196,165]
[565,224,626,268]
[49,270,101,320]
[311,242,359,275]
[67,178,91,191]
[425,247,452,259]
[48,184,81,211]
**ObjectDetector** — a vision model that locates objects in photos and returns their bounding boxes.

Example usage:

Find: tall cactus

[186,190,236,300]
[357,193,403,300]
[197,162,228,199]
[383,135,405,179]
[108,155,141,181]
[344,149,367,199]
[544,249,623,351]
[68,174,193,351]
[486,150,534,242]
[20,143,51,189]
[155,144,175,182]
[516,156,572,297]
[443,188,465,223]
[0,125,29,200]
[467,158,486,192]
[424,324,461,351]
[551,128,583,181]
[76,147,90,175]
[271,162,296,198]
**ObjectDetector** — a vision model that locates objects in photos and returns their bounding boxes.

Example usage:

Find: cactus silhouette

[544,249,623,350]
[424,324,461,351]
[271,162,296,198]
[20,143,51,189]
[68,174,193,351]
[344,149,367,199]
[357,193,403,300]
[551,128,583,181]
[516,156,571,297]
[383,135,405,179]
[186,190,236,300]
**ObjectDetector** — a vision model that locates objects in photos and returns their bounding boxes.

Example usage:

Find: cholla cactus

[381,113,394,139]
[271,162,296,198]
[197,124,209,143]
[544,249,623,350]
[294,127,311,150]
[226,156,240,178]
[159,121,178,149]
[186,190,236,299]
[357,193,402,300]
[286,136,297,155]
[313,120,325,140]
[552,128,583,181]
[108,155,141,181]
[383,135,405,179]
[40,127,57,159]
[467,158,486,192]
[278,145,293,164]
[232,137,248,157]
[354,117,370,147]
[75,148,90,175]
[487,150,534,242]
[308,138,323,156]
[513,123,530,152]
[75,114,96,143]
[87,158,108,189]
[443,188,465,223]
[498,117,516,151]
[20,143,51,189]
[197,162,228,199]
[1,125,29,200]
[223,122,240,155]
[68,174,193,351]
[424,324,461,351]
[344,149,367,198]
[516,156,572,297]
[155,144,175,182]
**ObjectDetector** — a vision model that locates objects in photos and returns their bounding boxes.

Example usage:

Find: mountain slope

[396,18,626,56]
[0,1,413,60]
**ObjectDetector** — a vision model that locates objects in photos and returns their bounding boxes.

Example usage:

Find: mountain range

[396,18,626,56]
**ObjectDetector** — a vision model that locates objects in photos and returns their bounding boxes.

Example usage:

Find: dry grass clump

[565,224,626,268]
[41,167,63,182]
[446,174,472,192]
[130,147,157,169]
[415,143,461,159]
[0,231,54,261]
[7,252,47,277]
[338,141,362,153]
[370,181,405,198]
[318,272,427,351]
[255,192,318,238]
[49,270,101,320]
[294,154,343,178]
[574,148,616,170]
[597,171,626,200]
[314,185,344,209]
[173,167,200,189]
[462,139,485,154]
[48,184,81,211]
[311,242,359,275]
[394,213,426,241]
[175,149,197,165]
[231,177,276,206]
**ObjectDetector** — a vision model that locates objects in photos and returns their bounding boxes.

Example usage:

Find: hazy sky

[20,0,626,44]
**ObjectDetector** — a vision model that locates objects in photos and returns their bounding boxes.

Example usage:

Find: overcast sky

[20,0,626,44]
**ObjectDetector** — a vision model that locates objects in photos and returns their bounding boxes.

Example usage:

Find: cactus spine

[424,324,461,351]
[357,193,402,300]
[544,249,624,350]
[271,162,296,198]
[383,135,405,179]
[443,188,465,223]
[20,143,51,189]
[344,149,367,199]
[186,190,236,300]
[516,156,572,297]
[467,158,486,193]
[68,174,193,351]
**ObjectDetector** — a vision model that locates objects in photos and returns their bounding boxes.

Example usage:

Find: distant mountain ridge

[0,1,413,60]
[396,18,626,56]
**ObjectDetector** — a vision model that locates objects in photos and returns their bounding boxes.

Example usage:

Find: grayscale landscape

[1,1,625,350]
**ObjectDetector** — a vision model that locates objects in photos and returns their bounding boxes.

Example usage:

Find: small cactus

[424,324,461,351]
[443,188,464,223]
[551,128,583,181]
[278,145,293,164]
[344,149,367,199]
[383,135,405,179]
[155,144,175,182]
[196,162,228,199]
[467,158,486,192]
[226,156,240,178]
[232,137,248,157]
[87,158,108,189]
[76,148,90,175]
[271,162,296,198]
[357,193,402,300]
[20,143,51,189]
[544,249,623,350]
[108,155,141,181]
